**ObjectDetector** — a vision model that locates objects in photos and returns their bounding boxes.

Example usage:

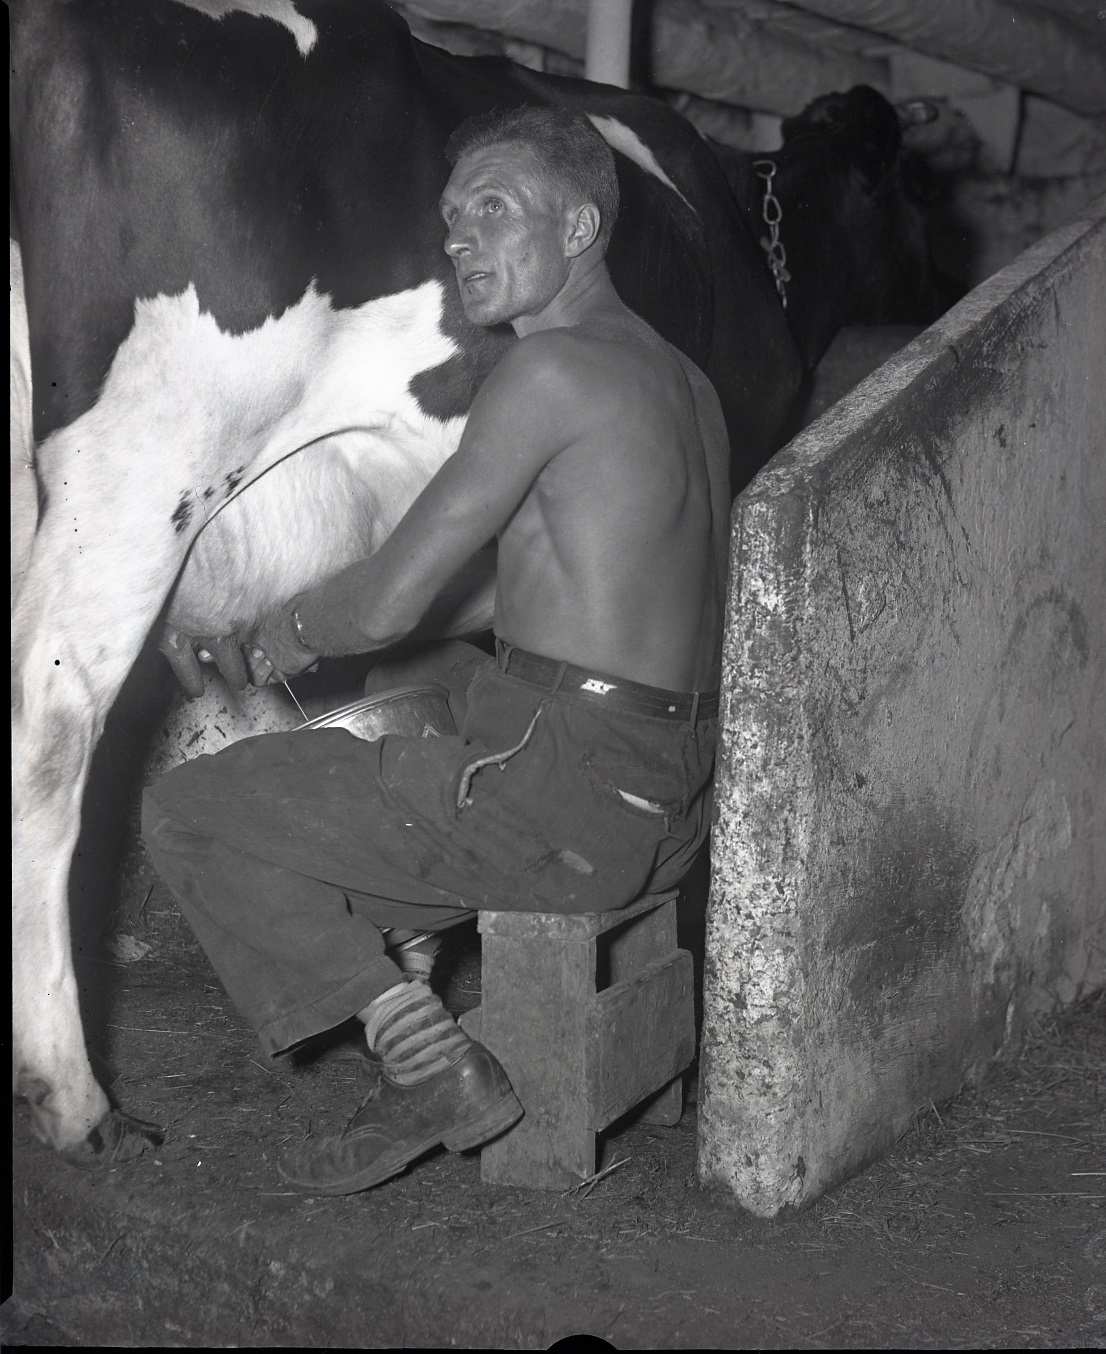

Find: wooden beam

[669,90,783,151]
[585,0,633,87]
[393,6,788,151]
[647,0,889,110]
[786,0,1106,117]
[699,0,892,62]
[399,0,889,115]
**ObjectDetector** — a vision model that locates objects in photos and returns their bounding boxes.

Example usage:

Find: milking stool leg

[607,897,686,1128]
[477,917,599,1187]
[636,1079,685,1126]
[468,894,695,1190]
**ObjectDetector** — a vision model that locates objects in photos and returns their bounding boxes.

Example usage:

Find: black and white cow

[10,0,946,1159]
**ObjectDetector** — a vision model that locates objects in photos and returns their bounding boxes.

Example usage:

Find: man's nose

[444,220,473,258]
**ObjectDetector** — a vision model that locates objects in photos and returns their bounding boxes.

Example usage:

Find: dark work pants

[143,642,716,1058]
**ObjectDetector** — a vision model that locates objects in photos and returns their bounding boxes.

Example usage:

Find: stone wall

[699,195,1105,1216]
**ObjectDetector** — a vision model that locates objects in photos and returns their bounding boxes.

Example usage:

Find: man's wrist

[280,566,400,658]
[288,597,315,653]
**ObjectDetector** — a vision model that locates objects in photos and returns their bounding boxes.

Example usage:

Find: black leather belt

[496,641,719,723]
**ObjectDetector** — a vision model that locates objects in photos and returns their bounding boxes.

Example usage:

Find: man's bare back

[493,313,729,691]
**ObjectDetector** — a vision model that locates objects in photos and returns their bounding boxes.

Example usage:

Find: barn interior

[8,1,1105,1348]
[389,0,1106,455]
[392,0,1106,284]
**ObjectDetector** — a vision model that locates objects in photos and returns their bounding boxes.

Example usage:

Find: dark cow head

[781,84,906,184]
[717,85,963,372]
[781,86,960,358]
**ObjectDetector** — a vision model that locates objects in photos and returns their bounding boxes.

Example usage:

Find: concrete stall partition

[699,197,1105,1216]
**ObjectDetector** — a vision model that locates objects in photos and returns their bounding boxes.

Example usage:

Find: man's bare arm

[253,336,582,668]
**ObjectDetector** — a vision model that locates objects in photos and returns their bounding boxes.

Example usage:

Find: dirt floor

[5,849,1104,1350]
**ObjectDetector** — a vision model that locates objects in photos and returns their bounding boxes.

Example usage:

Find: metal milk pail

[297,683,456,741]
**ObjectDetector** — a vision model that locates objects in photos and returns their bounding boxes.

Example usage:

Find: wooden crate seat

[457,891,695,1189]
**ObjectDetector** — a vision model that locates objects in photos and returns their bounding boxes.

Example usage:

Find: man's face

[440,142,573,328]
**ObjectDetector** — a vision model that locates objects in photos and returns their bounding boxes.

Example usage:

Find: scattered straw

[138,884,155,927]
[502,1218,569,1240]
[997,1128,1093,1141]
[108,1024,191,1035]
[983,1190,1106,1199]
[562,1155,631,1200]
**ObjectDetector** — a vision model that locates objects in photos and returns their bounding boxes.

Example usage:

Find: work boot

[277,1042,522,1195]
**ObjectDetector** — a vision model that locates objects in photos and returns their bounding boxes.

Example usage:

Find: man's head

[440,106,620,330]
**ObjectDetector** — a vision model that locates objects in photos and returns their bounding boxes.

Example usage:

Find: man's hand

[244,602,320,686]
[158,606,319,697]
[159,626,251,698]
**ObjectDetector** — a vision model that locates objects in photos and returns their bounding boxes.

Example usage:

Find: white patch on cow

[163,283,470,632]
[175,0,318,56]
[10,237,37,600]
[586,114,696,215]
[17,273,487,679]
[16,274,472,719]
[26,276,469,637]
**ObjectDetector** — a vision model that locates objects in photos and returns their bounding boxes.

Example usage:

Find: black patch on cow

[409,269,513,420]
[11,0,800,483]
[11,0,441,441]
[224,467,246,497]
[408,351,475,421]
[202,486,215,500]
[170,492,193,534]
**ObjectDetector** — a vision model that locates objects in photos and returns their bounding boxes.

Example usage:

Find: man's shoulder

[481,329,604,411]
[481,321,723,431]
[495,328,595,377]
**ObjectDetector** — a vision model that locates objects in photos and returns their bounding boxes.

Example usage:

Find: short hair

[445,105,620,249]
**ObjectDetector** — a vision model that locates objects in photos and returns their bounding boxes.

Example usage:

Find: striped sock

[362,980,471,1086]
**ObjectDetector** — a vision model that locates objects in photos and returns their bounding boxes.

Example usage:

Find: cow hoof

[62,1110,165,1167]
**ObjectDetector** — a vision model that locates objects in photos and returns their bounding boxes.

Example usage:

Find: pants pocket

[581,751,682,829]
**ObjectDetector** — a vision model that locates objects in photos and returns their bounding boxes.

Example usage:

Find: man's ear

[564,202,601,257]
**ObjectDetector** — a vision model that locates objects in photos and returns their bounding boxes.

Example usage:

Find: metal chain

[753,158,790,311]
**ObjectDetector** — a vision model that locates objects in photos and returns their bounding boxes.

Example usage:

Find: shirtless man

[143,106,730,1195]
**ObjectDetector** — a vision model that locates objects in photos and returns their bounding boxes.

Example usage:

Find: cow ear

[897,98,939,128]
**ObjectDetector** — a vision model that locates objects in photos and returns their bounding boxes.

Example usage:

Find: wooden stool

[457,891,695,1189]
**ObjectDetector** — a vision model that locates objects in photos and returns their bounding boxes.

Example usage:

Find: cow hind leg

[12,498,189,1155]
